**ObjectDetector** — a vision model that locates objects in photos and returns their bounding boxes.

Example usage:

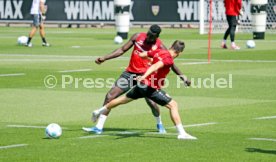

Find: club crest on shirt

[151,45,157,51]
[151,5,160,16]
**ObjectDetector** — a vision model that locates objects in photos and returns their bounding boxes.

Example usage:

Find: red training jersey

[142,49,174,90]
[224,0,242,16]
[126,33,163,74]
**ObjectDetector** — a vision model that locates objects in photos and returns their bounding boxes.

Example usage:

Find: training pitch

[0,27,275,161]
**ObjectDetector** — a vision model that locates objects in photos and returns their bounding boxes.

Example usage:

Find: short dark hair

[171,40,185,53]
[149,24,161,36]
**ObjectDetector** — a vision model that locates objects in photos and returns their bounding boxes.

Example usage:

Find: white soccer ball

[114,35,123,44]
[246,40,256,48]
[45,123,62,139]
[17,36,28,45]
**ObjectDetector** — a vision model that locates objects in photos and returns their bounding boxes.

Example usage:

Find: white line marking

[7,125,46,129]
[0,59,91,62]
[1,54,276,63]
[58,69,92,73]
[167,122,217,129]
[145,132,177,136]
[7,125,68,129]
[71,46,80,48]
[0,73,25,77]
[255,116,276,120]
[182,62,210,65]
[184,122,217,128]
[0,54,91,58]
[178,59,276,63]
[210,59,276,63]
[117,131,139,135]
[249,138,276,142]
[78,135,108,139]
[0,144,28,149]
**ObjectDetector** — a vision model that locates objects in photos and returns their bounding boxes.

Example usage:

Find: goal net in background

[199,0,276,34]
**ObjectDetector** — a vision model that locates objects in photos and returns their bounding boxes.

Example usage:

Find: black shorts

[226,15,238,26]
[126,84,172,106]
[114,71,142,93]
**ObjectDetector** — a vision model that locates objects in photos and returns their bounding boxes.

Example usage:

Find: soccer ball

[45,123,62,139]
[114,35,123,44]
[246,40,256,48]
[17,36,28,45]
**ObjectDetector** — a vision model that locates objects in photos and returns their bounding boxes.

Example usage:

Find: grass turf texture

[0,27,276,161]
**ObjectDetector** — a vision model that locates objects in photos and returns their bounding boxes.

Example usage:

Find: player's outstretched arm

[138,51,148,58]
[95,33,139,64]
[137,61,164,82]
[171,64,191,86]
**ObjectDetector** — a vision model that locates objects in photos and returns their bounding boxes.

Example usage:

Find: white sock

[231,42,236,46]
[95,114,107,129]
[176,124,186,135]
[95,106,107,115]
[155,116,162,125]
[223,39,226,44]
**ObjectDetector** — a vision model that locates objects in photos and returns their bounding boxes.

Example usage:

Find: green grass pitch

[0,26,276,161]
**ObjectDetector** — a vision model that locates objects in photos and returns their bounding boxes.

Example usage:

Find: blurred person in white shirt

[26,0,50,47]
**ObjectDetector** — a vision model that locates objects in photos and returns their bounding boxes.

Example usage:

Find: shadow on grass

[246,148,276,155]
[80,127,174,140]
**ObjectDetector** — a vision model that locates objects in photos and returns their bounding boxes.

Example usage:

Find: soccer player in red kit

[83,25,191,134]
[221,0,242,50]
[91,40,196,140]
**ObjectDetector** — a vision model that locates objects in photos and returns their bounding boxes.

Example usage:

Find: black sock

[27,37,32,44]
[42,38,47,43]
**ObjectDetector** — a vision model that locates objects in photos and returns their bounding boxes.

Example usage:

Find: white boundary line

[7,125,46,129]
[0,54,94,58]
[0,73,25,77]
[177,58,276,63]
[254,116,276,120]
[78,135,108,139]
[167,122,217,129]
[181,62,210,65]
[249,138,276,142]
[1,54,276,63]
[145,132,177,136]
[0,59,91,62]
[116,131,140,135]
[71,46,80,48]
[0,144,28,150]
[208,59,276,63]
[58,69,92,73]
[7,125,68,129]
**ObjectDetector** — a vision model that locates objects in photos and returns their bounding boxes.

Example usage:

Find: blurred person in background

[26,0,50,47]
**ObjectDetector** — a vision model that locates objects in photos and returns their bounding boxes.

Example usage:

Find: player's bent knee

[166,100,178,110]
[105,93,115,103]
[106,87,124,102]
